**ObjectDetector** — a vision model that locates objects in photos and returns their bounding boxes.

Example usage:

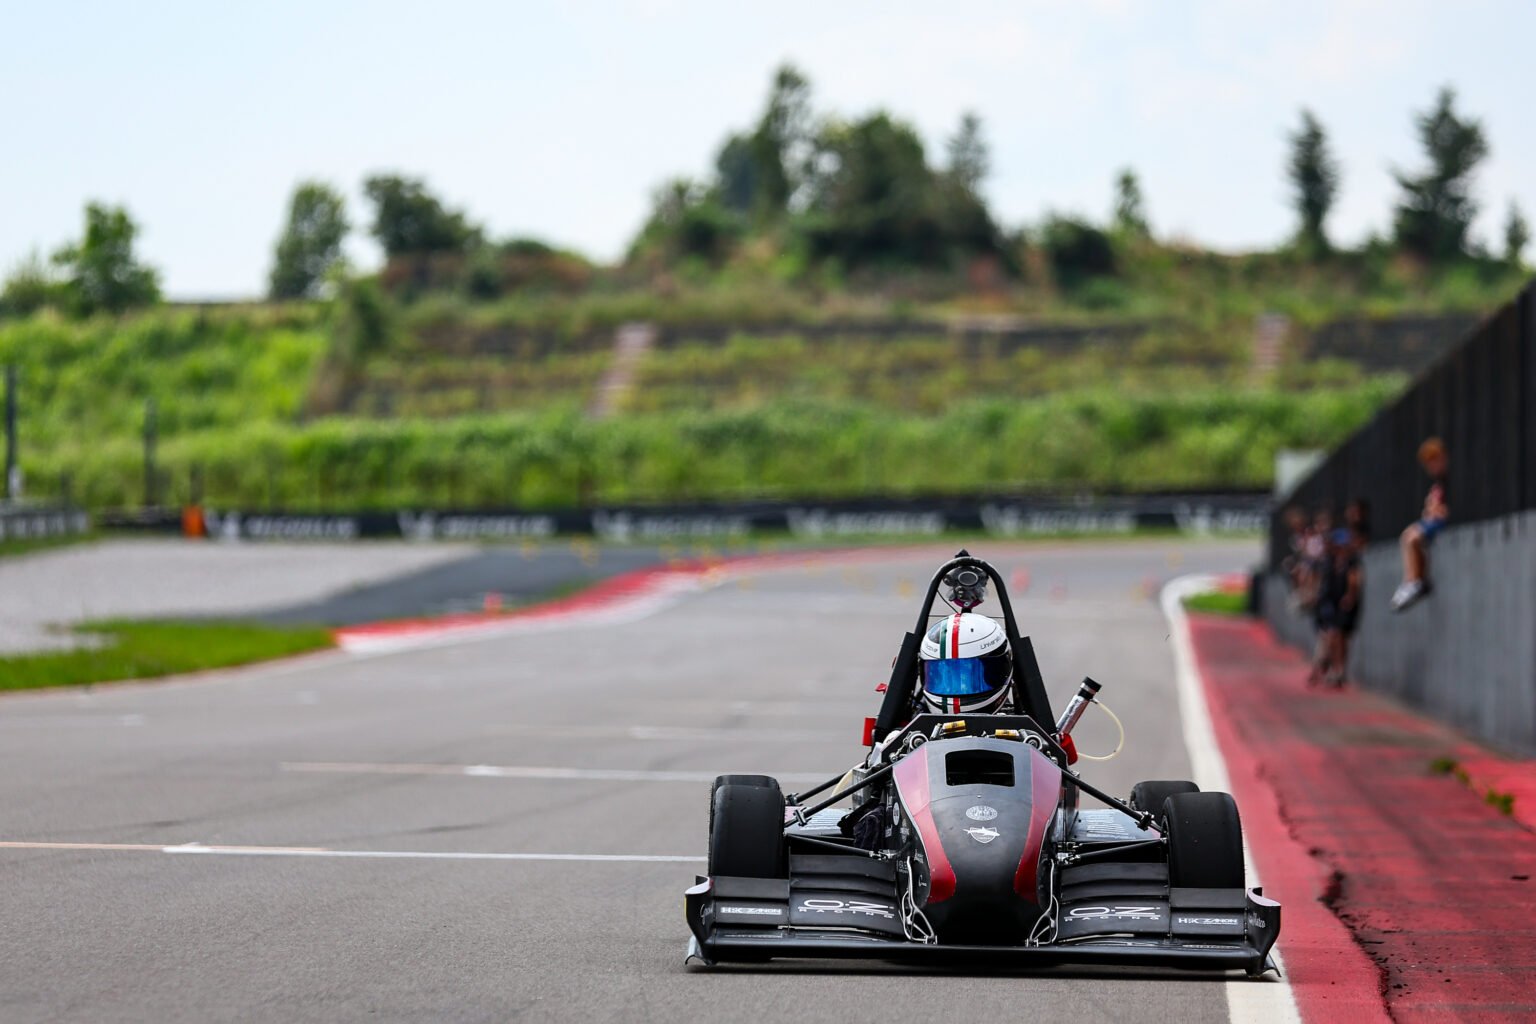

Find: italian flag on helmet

[917,612,1013,714]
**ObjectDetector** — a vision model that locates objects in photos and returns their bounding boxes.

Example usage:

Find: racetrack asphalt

[0,538,1264,1023]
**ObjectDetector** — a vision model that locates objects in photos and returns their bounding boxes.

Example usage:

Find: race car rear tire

[1130,780,1200,820]
[1164,792,1244,889]
[708,782,787,879]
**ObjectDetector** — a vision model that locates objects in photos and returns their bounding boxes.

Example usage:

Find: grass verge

[0,620,335,692]
[0,531,98,560]
[1182,590,1249,616]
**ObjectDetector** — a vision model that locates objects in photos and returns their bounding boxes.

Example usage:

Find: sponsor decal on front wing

[718,906,784,917]
[1067,905,1163,921]
[1174,915,1241,927]
[796,898,896,920]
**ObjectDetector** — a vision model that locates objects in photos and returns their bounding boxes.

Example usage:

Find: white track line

[0,840,703,863]
[1161,575,1301,1024]
[492,723,842,742]
[280,762,828,784]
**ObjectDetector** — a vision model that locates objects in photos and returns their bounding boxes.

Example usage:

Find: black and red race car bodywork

[684,554,1281,973]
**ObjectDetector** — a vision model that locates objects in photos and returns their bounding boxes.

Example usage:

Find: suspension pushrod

[786,832,882,860]
[1066,770,1163,834]
[783,762,896,831]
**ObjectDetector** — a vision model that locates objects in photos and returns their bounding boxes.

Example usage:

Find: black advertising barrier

[103,492,1271,542]
[0,505,91,540]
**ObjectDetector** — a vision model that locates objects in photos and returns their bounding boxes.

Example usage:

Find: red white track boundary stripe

[1161,575,1302,1024]
[332,548,925,655]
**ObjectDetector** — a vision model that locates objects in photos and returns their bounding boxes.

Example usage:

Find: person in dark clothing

[1310,526,1363,687]
[1392,438,1448,612]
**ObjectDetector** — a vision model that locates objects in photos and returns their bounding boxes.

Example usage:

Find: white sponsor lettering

[399,511,557,541]
[797,898,896,920]
[785,509,946,538]
[979,504,1137,536]
[1068,905,1163,921]
[0,509,89,541]
[592,510,752,542]
[719,906,784,916]
[1176,915,1241,927]
[1171,503,1268,535]
[206,510,359,540]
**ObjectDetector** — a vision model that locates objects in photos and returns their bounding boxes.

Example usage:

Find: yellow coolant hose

[1074,699,1125,761]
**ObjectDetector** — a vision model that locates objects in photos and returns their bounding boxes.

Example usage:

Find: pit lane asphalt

[0,538,1259,1023]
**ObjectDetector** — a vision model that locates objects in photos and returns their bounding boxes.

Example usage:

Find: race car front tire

[708,774,781,843]
[1164,791,1244,889]
[708,781,787,879]
[1129,780,1200,821]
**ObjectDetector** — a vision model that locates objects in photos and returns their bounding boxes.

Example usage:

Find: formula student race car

[684,552,1281,973]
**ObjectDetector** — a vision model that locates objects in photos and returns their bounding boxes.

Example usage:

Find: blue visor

[924,659,993,696]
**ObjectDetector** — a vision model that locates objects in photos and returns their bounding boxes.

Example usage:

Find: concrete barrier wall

[1264,509,1536,756]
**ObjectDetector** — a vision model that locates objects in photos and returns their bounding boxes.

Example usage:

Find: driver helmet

[918,612,1012,714]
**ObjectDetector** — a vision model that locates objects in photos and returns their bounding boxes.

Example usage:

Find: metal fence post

[4,365,17,502]
[142,398,158,509]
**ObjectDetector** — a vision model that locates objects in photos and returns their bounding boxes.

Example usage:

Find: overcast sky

[5,0,1534,298]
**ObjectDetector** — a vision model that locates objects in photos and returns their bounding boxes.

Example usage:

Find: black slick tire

[1164,791,1244,889]
[708,781,787,879]
[708,774,781,841]
[1129,780,1200,820]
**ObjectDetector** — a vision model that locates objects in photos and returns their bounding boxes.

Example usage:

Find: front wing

[685,857,1281,975]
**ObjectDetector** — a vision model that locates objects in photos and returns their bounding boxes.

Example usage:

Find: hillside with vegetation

[0,70,1528,512]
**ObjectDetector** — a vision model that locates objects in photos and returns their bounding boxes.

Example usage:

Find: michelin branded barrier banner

[0,506,91,541]
[180,493,1270,542]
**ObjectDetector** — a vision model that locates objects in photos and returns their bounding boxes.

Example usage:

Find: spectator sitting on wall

[1391,438,1449,612]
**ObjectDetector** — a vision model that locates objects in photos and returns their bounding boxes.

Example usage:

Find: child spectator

[1391,438,1449,612]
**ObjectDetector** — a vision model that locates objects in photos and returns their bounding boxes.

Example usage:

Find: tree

[947,112,990,194]
[51,202,160,315]
[0,251,60,317]
[632,178,741,265]
[1392,87,1489,263]
[268,181,349,299]
[1041,216,1116,287]
[1287,109,1340,255]
[1112,169,1150,238]
[1506,202,1531,268]
[800,112,1001,270]
[713,133,759,215]
[362,174,480,257]
[747,64,812,218]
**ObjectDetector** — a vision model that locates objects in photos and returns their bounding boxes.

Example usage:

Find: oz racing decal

[796,898,896,920]
[1067,905,1162,921]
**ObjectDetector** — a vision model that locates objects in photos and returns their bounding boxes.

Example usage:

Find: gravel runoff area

[0,539,476,654]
